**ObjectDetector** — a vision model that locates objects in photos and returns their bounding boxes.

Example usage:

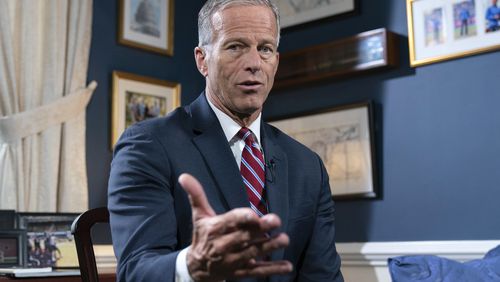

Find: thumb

[178,173,216,220]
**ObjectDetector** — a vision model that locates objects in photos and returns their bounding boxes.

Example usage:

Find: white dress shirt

[175,96,263,281]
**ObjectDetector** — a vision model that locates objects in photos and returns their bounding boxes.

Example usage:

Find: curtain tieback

[0,81,97,144]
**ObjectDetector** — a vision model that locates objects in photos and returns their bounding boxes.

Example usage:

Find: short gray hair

[198,0,281,47]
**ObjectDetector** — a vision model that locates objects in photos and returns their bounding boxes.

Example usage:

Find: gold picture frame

[111,71,181,147]
[407,0,500,67]
[118,0,175,56]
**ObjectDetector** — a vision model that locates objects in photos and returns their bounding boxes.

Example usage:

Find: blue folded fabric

[388,245,500,281]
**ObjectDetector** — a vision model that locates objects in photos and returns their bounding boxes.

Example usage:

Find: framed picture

[0,210,17,230]
[118,0,174,55]
[0,230,26,267]
[17,213,79,268]
[269,102,378,199]
[407,0,500,67]
[112,71,181,147]
[274,28,398,89]
[271,0,356,28]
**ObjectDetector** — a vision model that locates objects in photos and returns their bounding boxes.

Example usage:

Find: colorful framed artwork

[118,0,174,55]
[407,0,500,67]
[0,230,26,267]
[17,213,78,268]
[112,71,181,147]
[271,0,356,28]
[269,102,378,200]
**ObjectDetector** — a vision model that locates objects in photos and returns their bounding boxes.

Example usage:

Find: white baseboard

[92,240,500,281]
[337,240,500,282]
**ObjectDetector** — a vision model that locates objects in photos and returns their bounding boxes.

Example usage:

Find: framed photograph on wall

[407,0,500,67]
[118,0,174,55]
[17,213,78,268]
[112,71,181,147]
[269,102,377,200]
[271,0,356,28]
[0,230,26,267]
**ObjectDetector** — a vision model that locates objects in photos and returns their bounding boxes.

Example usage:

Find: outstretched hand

[178,173,292,282]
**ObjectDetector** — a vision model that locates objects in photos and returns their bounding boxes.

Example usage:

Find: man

[108,0,343,281]
[459,2,471,36]
[486,0,500,32]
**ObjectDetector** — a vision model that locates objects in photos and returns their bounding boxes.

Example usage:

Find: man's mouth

[238,80,263,90]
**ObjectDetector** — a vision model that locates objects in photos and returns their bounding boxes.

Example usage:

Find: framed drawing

[274,28,398,89]
[407,0,500,67]
[17,213,79,268]
[272,0,356,28]
[269,102,377,200]
[112,71,181,147]
[118,0,174,55]
[0,230,26,267]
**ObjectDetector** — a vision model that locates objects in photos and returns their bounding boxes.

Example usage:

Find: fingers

[208,228,288,256]
[214,209,282,235]
[234,260,293,278]
[178,173,216,219]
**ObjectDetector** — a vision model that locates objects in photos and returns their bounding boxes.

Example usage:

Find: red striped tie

[237,127,268,216]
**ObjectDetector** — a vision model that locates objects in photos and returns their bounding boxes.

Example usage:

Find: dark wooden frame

[268,102,378,200]
[0,230,26,267]
[274,28,398,89]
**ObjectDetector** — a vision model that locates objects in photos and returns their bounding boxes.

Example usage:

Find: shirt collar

[206,94,262,144]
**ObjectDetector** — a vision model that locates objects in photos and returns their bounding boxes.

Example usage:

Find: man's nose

[244,48,262,74]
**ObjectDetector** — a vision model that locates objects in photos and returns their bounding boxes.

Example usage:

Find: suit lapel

[189,94,250,212]
[262,124,289,263]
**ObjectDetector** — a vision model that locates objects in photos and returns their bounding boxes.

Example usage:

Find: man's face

[195,5,279,124]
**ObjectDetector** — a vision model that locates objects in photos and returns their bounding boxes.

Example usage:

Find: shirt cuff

[175,246,194,282]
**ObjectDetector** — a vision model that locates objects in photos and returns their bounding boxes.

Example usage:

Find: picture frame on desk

[17,213,79,269]
[269,102,378,200]
[407,0,500,67]
[111,71,181,148]
[272,0,357,28]
[118,0,175,55]
[0,230,26,267]
[0,210,17,230]
[273,28,398,89]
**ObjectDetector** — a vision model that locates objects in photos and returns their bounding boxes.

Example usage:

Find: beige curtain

[0,0,95,212]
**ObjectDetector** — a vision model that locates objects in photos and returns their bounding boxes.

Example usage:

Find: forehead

[211,5,278,43]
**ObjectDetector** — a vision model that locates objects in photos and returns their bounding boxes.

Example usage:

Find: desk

[0,273,115,281]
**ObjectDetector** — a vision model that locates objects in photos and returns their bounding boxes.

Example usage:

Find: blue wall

[87,0,500,243]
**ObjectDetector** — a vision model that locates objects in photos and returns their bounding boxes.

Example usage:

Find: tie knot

[237,127,255,144]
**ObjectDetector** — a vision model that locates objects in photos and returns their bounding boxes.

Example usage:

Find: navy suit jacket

[108,94,343,282]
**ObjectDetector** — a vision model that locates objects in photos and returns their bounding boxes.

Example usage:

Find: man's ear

[194,47,208,77]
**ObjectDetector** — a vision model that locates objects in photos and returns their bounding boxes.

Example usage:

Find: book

[0,267,52,274]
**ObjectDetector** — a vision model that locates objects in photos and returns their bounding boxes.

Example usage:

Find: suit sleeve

[296,155,344,282]
[108,124,180,282]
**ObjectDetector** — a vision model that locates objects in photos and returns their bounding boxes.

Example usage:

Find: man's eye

[259,46,274,54]
[228,44,241,51]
